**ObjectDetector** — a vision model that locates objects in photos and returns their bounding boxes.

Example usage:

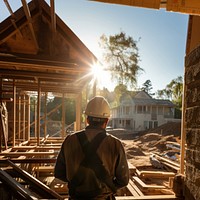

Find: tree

[46,96,76,125]
[156,76,183,107]
[167,76,183,108]
[99,31,143,89]
[141,79,155,96]
[156,76,183,118]
[114,84,128,103]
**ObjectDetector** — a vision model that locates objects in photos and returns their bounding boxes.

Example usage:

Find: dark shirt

[54,126,129,199]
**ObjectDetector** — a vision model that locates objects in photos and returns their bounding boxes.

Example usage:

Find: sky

[0,0,189,93]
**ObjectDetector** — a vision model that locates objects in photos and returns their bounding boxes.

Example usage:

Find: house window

[154,121,158,128]
[144,121,148,129]
[149,121,153,129]
[152,106,157,114]
[164,107,173,116]
[125,106,130,115]
[137,105,142,113]
[146,106,150,113]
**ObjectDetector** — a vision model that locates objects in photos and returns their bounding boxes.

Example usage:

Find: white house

[110,91,176,131]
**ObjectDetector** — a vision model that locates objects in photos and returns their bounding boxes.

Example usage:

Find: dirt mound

[112,122,182,167]
[143,122,181,137]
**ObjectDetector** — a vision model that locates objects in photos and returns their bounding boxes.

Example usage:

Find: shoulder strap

[76,131,117,193]
[77,130,106,155]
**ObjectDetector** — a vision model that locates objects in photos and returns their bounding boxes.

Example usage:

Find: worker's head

[85,96,110,128]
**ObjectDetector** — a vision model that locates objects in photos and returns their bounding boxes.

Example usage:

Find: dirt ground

[107,122,181,168]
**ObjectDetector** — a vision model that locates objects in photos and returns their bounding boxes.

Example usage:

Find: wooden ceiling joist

[21,0,39,50]
[3,0,23,38]
[0,0,96,97]
[50,0,56,34]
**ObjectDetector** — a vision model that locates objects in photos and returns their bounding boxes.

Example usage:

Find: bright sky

[0,0,189,93]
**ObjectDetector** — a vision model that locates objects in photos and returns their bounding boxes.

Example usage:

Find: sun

[91,62,114,91]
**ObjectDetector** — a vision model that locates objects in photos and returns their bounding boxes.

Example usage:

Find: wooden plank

[7,160,64,199]
[128,162,136,175]
[115,195,179,200]
[12,146,61,150]
[132,176,166,190]
[33,166,54,172]
[136,169,175,178]
[129,179,144,196]
[0,151,58,157]
[127,179,144,197]
[153,154,179,168]
[161,161,180,171]
[0,158,56,164]
[127,183,141,197]
[0,169,38,200]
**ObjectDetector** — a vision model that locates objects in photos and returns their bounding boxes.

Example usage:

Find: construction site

[0,0,200,200]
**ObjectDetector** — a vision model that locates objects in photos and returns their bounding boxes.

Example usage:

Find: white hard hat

[85,96,110,118]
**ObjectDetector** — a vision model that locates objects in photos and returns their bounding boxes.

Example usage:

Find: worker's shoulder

[105,132,122,144]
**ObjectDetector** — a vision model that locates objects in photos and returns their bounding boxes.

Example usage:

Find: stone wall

[185,45,200,200]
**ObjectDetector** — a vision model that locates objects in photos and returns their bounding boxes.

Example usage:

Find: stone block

[185,62,200,85]
[186,129,200,147]
[185,87,200,107]
[185,107,200,128]
[185,45,200,68]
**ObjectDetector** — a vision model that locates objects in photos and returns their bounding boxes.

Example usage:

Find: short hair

[87,116,108,126]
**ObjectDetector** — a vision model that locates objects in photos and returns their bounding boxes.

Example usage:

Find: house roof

[133,98,175,107]
[0,0,97,97]
[119,91,175,107]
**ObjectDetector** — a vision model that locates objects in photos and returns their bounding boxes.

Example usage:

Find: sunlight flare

[90,62,114,91]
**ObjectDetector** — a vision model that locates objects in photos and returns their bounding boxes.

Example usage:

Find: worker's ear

[105,118,109,124]
[103,118,109,128]
[86,117,89,125]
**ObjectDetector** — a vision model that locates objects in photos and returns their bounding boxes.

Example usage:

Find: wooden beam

[21,0,39,50]
[180,65,186,175]
[0,151,58,157]
[44,92,47,138]
[7,160,64,199]
[27,95,30,141]
[127,179,144,197]
[3,0,23,38]
[136,169,175,179]
[0,169,38,200]
[115,195,179,200]
[75,94,82,131]
[62,93,65,138]
[37,80,41,145]
[12,146,61,150]
[12,79,16,147]
[0,158,56,164]
[132,176,166,191]
[50,0,56,34]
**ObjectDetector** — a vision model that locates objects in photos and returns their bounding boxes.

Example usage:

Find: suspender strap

[70,131,116,196]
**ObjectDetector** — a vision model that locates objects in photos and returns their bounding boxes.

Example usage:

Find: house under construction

[0,0,200,200]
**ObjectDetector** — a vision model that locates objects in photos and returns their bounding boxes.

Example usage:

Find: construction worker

[54,96,129,200]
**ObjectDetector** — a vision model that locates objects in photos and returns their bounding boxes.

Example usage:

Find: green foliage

[114,84,128,103]
[156,76,183,112]
[46,97,76,125]
[99,31,143,89]
[141,79,155,96]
